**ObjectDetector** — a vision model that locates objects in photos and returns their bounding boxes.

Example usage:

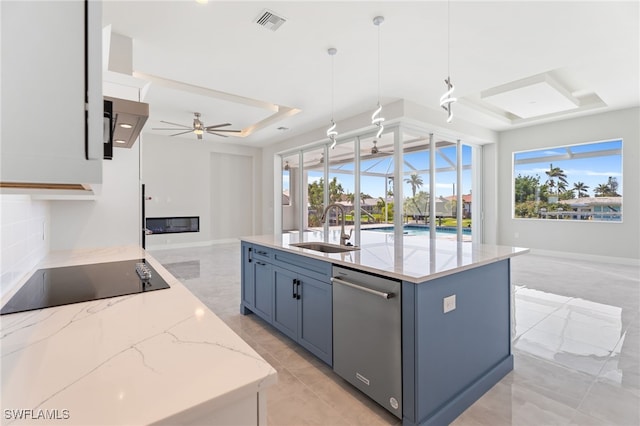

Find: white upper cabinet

[1,0,103,185]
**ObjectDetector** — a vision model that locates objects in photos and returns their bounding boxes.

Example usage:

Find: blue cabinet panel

[240,242,333,366]
[253,260,273,322]
[240,242,255,313]
[272,267,301,341]
[403,259,512,425]
[272,250,331,279]
[298,274,333,365]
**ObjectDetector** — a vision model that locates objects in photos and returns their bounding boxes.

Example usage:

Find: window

[513,139,623,221]
[278,122,476,240]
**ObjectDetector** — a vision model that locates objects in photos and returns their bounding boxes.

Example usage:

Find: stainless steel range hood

[105,96,149,149]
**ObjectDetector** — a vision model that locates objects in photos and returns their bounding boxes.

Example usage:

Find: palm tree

[573,181,589,198]
[545,163,568,195]
[594,183,610,197]
[345,192,355,205]
[404,173,424,198]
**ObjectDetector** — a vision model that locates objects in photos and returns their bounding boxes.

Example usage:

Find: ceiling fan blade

[160,120,192,129]
[169,130,194,137]
[207,129,241,133]
[152,127,191,130]
[206,131,228,138]
[204,123,231,130]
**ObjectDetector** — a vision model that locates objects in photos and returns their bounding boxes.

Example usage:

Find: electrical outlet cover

[443,294,456,313]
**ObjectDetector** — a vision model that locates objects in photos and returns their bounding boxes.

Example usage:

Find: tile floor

[150,243,640,426]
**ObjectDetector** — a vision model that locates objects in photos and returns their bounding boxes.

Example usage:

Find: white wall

[142,133,262,249]
[210,153,254,239]
[0,195,50,298]
[495,107,639,260]
[49,146,141,250]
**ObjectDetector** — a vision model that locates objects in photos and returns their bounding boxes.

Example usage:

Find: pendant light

[327,47,338,149]
[440,1,457,123]
[372,16,385,140]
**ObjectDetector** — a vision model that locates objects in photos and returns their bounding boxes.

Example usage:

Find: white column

[429,133,436,240]
[456,139,463,242]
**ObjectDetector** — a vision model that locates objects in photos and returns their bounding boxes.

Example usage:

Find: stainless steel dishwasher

[331,265,402,419]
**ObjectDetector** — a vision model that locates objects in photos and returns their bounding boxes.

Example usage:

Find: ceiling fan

[152,112,241,140]
[367,139,392,157]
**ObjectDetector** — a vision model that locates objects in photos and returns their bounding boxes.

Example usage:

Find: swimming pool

[364,225,472,236]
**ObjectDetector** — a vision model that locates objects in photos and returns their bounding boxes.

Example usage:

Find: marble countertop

[0,246,277,425]
[242,231,529,283]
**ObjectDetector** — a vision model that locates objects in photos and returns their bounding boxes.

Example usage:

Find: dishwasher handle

[331,277,395,299]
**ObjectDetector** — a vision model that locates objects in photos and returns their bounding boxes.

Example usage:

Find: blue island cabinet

[240,242,333,366]
[401,259,513,426]
[240,242,273,322]
[241,240,514,425]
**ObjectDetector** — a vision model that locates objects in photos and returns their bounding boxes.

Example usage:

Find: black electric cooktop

[0,259,170,315]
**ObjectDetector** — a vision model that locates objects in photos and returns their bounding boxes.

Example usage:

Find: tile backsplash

[0,195,50,298]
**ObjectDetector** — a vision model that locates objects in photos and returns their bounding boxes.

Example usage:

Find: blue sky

[514,140,623,197]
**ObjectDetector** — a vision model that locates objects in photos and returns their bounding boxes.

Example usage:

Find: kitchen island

[240,231,528,426]
[0,246,277,425]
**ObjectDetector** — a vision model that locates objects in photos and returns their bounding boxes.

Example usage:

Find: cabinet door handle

[256,261,266,266]
[256,250,268,256]
[296,280,301,300]
[292,279,297,299]
[248,247,252,263]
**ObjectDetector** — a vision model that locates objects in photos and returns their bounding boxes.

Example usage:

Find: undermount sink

[290,242,359,253]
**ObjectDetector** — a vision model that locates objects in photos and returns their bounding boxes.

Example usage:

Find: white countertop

[0,246,277,425]
[242,230,529,283]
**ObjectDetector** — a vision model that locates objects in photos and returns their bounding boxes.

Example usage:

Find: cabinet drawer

[251,245,272,262]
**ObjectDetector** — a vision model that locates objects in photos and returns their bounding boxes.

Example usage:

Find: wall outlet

[443,294,456,313]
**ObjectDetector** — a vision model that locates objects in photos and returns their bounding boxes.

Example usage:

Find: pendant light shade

[440,77,456,123]
[327,47,338,149]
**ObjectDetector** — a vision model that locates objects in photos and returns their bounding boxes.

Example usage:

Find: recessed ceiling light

[115,139,126,144]
[119,123,133,129]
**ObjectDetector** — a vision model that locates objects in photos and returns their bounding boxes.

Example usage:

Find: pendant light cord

[377,22,381,105]
[440,1,456,123]
[447,0,451,78]
[371,16,385,139]
[331,53,335,121]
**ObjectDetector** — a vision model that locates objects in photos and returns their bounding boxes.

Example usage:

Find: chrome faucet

[320,203,353,246]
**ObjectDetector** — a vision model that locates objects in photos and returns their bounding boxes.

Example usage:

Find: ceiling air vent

[255,9,287,32]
